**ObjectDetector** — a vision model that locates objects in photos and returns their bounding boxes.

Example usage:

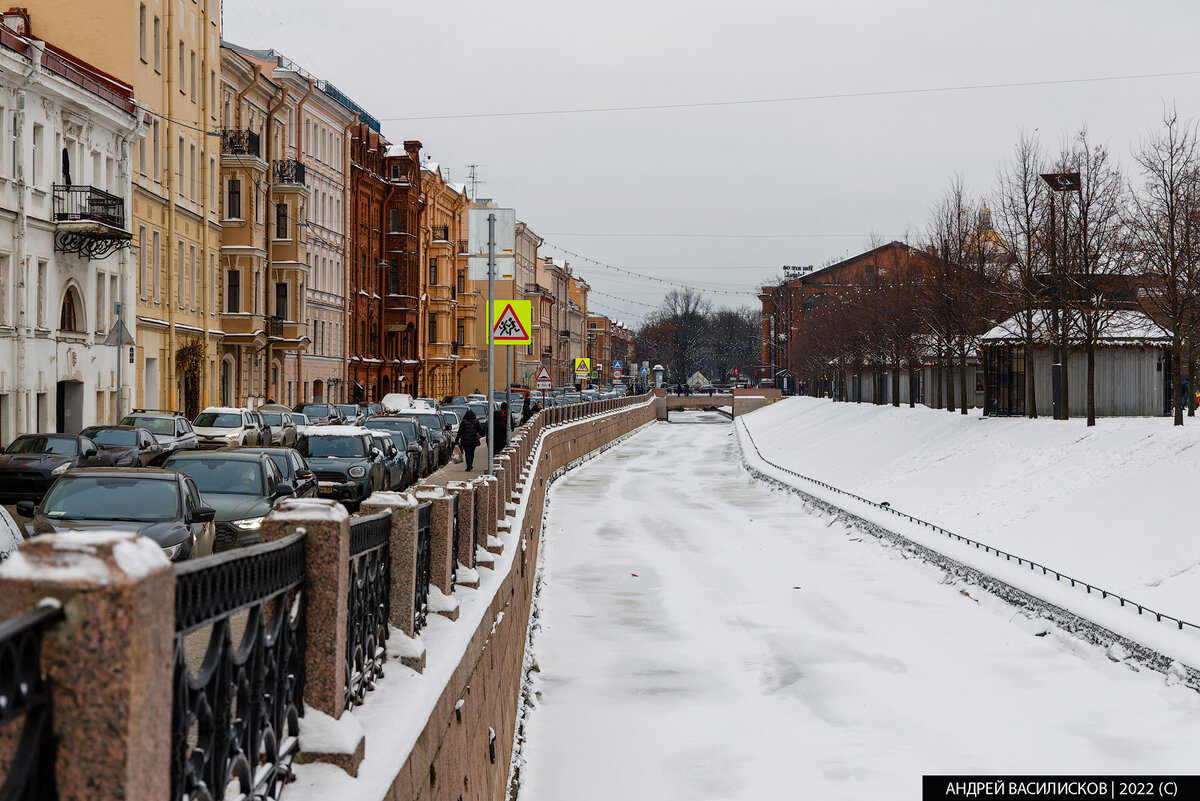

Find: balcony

[273,159,306,186]
[456,238,469,254]
[52,185,131,258]
[559,329,571,339]
[426,342,454,360]
[222,129,261,157]
[431,225,450,242]
[428,284,454,310]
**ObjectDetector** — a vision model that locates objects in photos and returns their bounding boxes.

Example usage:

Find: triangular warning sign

[536,366,551,383]
[492,303,530,342]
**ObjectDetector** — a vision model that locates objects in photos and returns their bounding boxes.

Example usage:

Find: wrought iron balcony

[273,159,306,186]
[221,128,261,157]
[559,329,571,338]
[53,184,125,230]
[431,224,450,241]
[456,238,469,254]
[267,315,284,338]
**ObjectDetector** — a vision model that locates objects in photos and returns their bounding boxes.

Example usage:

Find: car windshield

[335,405,359,418]
[164,457,264,496]
[290,414,307,425]
[40,475,179,522]
[362,404,382,415]
[7,436,78,455]
[297,435,365,459]
[466,403,488,419]
[366,419,419,440]
[261,413,286,426]
[299,405,329,417]
[405,413,443,429]
[86,429,137,447]
[194,412,242,428]
[120,416,177,436]
[372,434,395,452]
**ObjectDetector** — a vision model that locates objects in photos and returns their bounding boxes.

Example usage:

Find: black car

[0,434,116,503]
[294,428,384,511]
[239,447,318,498]
[365,417,431,479]
[398,411,453,466]
[17,468,216,562]
[161,451,293,552]
[334,404,365,426]
[79,425,165,467]
[293,402,341,426]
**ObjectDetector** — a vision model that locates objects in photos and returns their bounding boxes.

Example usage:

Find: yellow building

[20,0,224,416]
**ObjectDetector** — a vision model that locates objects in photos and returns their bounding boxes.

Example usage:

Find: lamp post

[1040,171,1082,420]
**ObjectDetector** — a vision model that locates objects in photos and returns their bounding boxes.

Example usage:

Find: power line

[545,241,759,297]
[379,70,1200,122]
[542,232,891,239]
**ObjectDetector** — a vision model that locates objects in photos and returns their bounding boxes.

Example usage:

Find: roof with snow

[981,309,1171,345]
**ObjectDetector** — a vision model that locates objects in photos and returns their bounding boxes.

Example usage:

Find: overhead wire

[544,241,759,296]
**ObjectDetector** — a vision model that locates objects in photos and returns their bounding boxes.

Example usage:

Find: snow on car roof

[199,406,249,415]
[298,425,371,437]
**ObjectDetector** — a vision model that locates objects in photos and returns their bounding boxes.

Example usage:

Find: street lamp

[1040,171,1081,420]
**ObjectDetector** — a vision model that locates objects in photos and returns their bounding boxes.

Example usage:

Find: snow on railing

[739,420,1200,635]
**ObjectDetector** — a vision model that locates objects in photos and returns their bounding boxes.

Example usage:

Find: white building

[0,14,142,444]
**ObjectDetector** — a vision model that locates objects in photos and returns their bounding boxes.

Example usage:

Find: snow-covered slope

[739,397,1200,623]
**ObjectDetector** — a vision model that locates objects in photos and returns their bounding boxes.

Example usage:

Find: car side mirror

[369,447,382,460]
[189,506,217,524]
[444,423,452,431]
[274,482,295,497]
[298,470,313,480]
[83,448,98,459]
[15,501,35,518]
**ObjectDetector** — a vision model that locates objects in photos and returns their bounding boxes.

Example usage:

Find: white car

[0,505,22,561]
[192,407,260,447]
[380,393,415,413]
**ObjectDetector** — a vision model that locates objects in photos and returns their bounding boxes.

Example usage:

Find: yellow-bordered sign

[574,357,590,376]
[490,300,533,346]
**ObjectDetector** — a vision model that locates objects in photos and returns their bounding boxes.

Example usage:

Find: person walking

[521,394,531,426]
[495,403,509,452]
[455,408,484,471]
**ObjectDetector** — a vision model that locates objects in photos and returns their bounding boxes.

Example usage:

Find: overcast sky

[224,0,1200,322]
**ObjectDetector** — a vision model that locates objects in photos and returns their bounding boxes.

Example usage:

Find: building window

[138,4,147,62]
[31,123,42,187]
[60,286,82,332]
[153,17,160,72]
[226,270,240,313]
[189,51,196,100]
[138,226,148,297]
[389,208,399,232]
[388,260,399,295]
[390,164,400,180]
[275,282,287,319]
[428,314,437,344]
[428,257,437,286]
[36,259,46,327]
[151,120,160,180]
[227,178,241,219]
[152,231,161,298]
[178,42,185,94]
[457,321,465,347]
[276,203,288,239]
[188,144,196,200]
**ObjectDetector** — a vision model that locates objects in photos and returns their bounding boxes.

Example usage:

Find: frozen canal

[517,413,1199,800]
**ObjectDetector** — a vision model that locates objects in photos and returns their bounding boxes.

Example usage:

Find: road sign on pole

[535,366,552,390]
[574,357,590,377]
[490,300,533,345]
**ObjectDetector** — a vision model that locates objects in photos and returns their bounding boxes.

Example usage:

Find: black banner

[923,776,1200,800]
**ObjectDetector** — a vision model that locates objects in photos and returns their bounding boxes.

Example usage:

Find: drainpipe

[263,83,289,401]
[13,38,44,438]
[116,102,148,421]
[165,0,177,409]
[344,113,359,402]
[198,0,214,408]
[292,78,316,401]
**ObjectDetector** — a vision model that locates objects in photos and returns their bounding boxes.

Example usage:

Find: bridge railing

[345,511,390,710]
[0,603,64,801]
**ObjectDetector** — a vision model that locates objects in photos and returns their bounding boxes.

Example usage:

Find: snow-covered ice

[518,412,1200,801]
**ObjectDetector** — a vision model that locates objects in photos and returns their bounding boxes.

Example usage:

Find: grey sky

[224,0,1200,321]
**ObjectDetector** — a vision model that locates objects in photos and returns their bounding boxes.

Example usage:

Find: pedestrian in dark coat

[494,403,509,452]
[454,409,484,470]
[522,394,531,425]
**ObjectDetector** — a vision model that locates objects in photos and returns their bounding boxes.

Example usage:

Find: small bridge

[655,388,781,419]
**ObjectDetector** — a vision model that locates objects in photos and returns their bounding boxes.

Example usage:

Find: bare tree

[1129,111,1200,425]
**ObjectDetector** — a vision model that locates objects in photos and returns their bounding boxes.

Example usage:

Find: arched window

[59,286,84,332]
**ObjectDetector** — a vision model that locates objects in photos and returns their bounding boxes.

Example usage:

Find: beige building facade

[419,165,475,399]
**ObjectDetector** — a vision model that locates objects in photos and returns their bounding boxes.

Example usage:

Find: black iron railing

[431,225,450,242]
[221,128,261,157]
[346,511,391,710]
[171,533,306,801]
[0,603,64,801]
[273,159,306,186]
[267,315,284,338]
[456,238,469,254]
[415,501,432,633]
[450,494,460,589]
[52,184,126,230]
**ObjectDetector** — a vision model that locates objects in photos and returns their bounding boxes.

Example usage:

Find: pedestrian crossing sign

[574,358,590,376]
[490,300,533,345]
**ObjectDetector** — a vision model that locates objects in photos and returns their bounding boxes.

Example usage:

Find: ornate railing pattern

[0,603,64,801]
[170,533,306,801]
[221,128,261,157]
[273,159,306,186]
[52,184,126,230]
[415,502,433,633]
[345,511,391,710]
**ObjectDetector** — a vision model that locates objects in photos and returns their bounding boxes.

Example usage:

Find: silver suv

[192,407,261,448]
[119,410,199,456]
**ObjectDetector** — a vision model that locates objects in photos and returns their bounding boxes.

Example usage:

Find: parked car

[334,404,366,427]
[0,434,116,504]
[18,468,216,562]
[358,402,384,418]
[79,425,166,467]
[439,409,462,438]
[415,397,439,410]
[367,431,408,491]
[160,450,292,552]
[441,395,468,405]
[293,402,341,426]
[248,410,273,446]
[239,447,318,498]
[257,404,298,447]
[294,427,384,511]
[398,411,453,466]
[380,393,415,413]
[193,407,261,448]
[0,506,24,562]
[290,412,311,428]
[365,417,431,480]
[119,410,199,455]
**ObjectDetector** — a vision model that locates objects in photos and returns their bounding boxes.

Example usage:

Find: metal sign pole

[487,213,495,475]
[115,301,122,422]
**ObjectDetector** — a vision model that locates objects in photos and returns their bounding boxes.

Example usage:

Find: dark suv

[161,451,293,552]
[295,428,383,510]
[0,434,115,503]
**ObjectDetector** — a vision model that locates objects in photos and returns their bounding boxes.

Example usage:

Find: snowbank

[739,397,1200,623]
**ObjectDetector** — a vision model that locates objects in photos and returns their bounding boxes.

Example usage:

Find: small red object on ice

[631,573,638,577]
